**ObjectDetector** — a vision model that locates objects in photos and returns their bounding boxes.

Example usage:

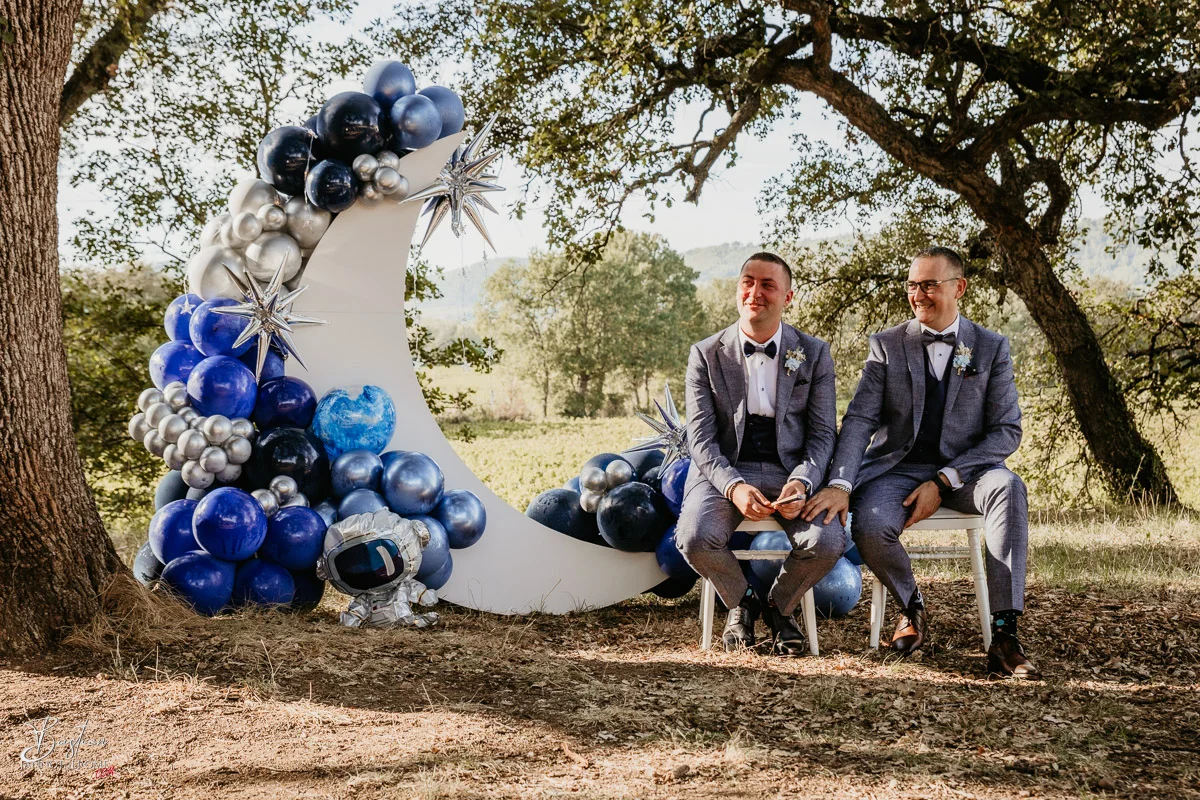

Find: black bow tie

[921,330,956,347]
[744,340,777,359]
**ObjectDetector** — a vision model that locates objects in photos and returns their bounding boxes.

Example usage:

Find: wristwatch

[934,472,954,497]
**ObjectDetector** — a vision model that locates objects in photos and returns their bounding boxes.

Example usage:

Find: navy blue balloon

[381,452,444,515]
[418,85,465,138]
[192,487,268,562]
[363,60,416,109]
[331,449,384,498]
[305,159,359,213]
[596,482,667,552]
[730,529,753,551]
[240,345,285,381]
[581,453,632,477]
[625,449,665,480]
[435,489,487,549]
[563,475,581,493]
[133,541,165,586]
[422,551,452,590]
[317,91,385,161]
[259,506,326,570]
[289,566,326,611]
[650,574,698,599]
[659,457,690,516]
[388,94,441,150]
[154,470,189,510]
[149,340,203,390]
[189,297,252,358]
[161,552,235,616]
[312,500,337,528]
[233,559,295,608]
[641,465,663,491]
[257,125,321,196]
[338,488,388,520]
[746,529,791,585]
[164,293,203,342]
[303,114,320,135]
[148,499,199,564]
[187,355,257,418]
[247,426,331,501]
[412,514,450,580]
[654,524,696,580]
[380,450,406,471]
[525,488,606,547]
[253,376,317,431]
[813,557,863,619]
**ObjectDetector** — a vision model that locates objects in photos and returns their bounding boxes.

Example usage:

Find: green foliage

[0,16,14,63]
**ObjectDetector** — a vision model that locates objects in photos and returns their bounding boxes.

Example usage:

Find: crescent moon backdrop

[291,133,666,614]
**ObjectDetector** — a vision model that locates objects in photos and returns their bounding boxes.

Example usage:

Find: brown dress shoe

[987,630,1041,679]
[889,607,927,655]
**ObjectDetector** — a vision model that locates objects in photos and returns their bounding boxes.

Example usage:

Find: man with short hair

[675,252,845,655]
[803,246,1038,678]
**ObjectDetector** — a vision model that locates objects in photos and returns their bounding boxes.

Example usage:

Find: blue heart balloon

[418,85,466,138]
[187,355,257,418]
[164,293,203,341]
[253,376,317,432]
[259,506,327,571]
[149,498,200,564]
[411,514,450,580]
[363,60,416,110]
[305,158,359,213]
[388,94,442,150]
[190,297,252,358]
[149,340,204,390]
[161,552,235,616]
[233,560,295,608]
[317,91,386,161]
[435,489,487,549]
[257,125,321,196]
[192,487,268,562]
[310,385,397,459]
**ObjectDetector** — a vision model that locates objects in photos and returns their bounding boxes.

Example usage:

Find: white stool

[698,518,819,655]
[866,507,991,651]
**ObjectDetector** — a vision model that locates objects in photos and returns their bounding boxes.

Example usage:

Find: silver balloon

[143,429,167,457]
[360,182,381,202]
[228,211,263,246]
[177,428,208,461]
[163,443,187,471]
[282,493,309,508]
[144,402,173,428]
[189,416,206,429]
[269,475,298,503]
[352,153,379,182]
[284,197,332,249]
[244,231,302,282]
[179,407,200,423]
[187,245,248,300]
[580,466,608,493]
[138,388,164,413]
[257,203,287,232]
[252,488,279,518]
[182,460,215,490]
[579,489,602,514]
[200,213,230,248]
[605,459,634,489]
[374,167,407,197]
[223,435,252,465]
[215,463,242,483]
[201,414,233,445]
[376,150,400,171]
[158,414,189,444]
[198,445,229,474]
[230,418,255,440]
[128,412,150,441]
[228,178,281,217]
[163,383,189,411]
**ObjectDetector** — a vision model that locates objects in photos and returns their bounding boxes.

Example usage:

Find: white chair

[698,518,820,655]
[866,507,991,651]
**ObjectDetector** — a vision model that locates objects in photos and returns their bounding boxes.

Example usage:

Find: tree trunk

[541,371,549,419]
[0,0,126,656]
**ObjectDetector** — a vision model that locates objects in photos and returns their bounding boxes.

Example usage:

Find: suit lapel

[943,317,975,418]
[904,319,926,437]
[717,325,747,451]
[775,325,800,437]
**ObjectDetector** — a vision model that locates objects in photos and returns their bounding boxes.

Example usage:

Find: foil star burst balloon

[624,382,689,470]
[404,113,504,251]
[212,263,327,380]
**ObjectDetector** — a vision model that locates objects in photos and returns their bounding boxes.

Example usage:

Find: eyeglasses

[903,278,959,294]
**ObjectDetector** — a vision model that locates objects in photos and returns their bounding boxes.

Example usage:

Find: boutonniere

[784,346,806,375]
[953,342,973,376]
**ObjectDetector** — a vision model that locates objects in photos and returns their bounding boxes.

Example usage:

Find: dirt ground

[2,575,1198,800]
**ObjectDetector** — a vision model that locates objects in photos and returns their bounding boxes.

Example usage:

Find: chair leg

[967,529,992,651]
[699,579,716,651]
[800,588,819,656]
[869,576,886,649]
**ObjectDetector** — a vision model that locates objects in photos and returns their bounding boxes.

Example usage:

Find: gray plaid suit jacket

[683,323,838,498]
[829,317,1022,488]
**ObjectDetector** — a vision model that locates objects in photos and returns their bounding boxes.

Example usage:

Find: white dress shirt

[738,324,783,417]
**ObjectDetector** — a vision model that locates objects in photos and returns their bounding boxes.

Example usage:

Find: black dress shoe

[722,593,759,651]
[763,604,807,656]
[987,630,1041,679]
[890,607,928,655]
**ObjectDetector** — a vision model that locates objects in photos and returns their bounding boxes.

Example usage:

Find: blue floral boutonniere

[785,346,806,375]
[953,342,973,376]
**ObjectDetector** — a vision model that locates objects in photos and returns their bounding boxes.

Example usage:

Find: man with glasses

[802,247,1038,678]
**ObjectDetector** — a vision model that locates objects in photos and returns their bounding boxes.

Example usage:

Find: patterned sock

[992,609,1020,638]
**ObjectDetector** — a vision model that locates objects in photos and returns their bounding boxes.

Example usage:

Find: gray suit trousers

[850,463,1028,613]
[675,462,847,616]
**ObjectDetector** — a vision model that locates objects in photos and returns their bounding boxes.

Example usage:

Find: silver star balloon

[212,263,327,380]
[624,382,689,470]
[404,113,504,251]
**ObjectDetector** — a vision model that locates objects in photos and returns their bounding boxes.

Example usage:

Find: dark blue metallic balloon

[189,297,252,358]
[379,450,406,471]
[133,541,165,586]
[233,559,295,608]
[312,500,337,528]
[192,487,268,562]
[418,85,465,138]
[187,355,257,418]
[649,574,697,599]
[525,488,605,547]
[411,514,450,579]
[149,340,203,390]
[259,506,326,570]
[247,426,331,501]
[563,475,581,493]
[164,293,203,342]
[388,94,441,150]
[746,529,791,585]
[149,499,200,564]
[381,452,444,515]
[658,457,690,517]
[257,125,321,196]
[813,557,863,619]
[252,376,317,431]
[330,449,384,498]
[422,551,452,590]
[654,524,696,580]
[240,344,285,381]
[155,470,189,510]
[161,552,235,616]
[435,489,486,549]
[317,91,386,161]
[337,488,388,520]
[363,60,416,109]
[305,158,359,213]
[596,482,666,552]
[289,566,326,611]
